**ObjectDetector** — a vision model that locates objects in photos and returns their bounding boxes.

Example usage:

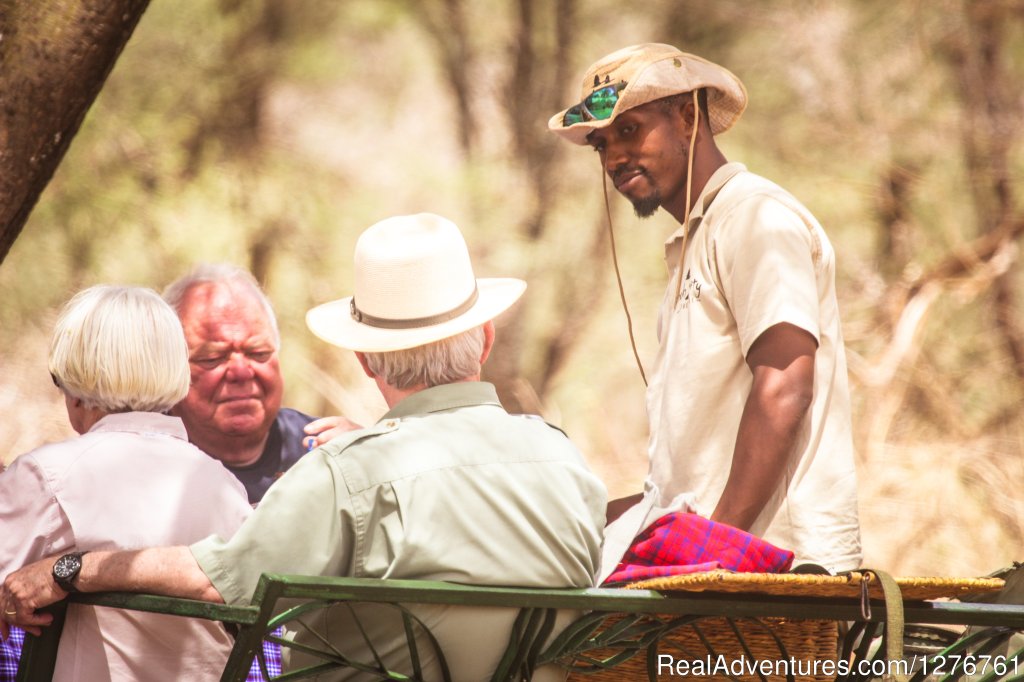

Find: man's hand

[302,415,363,450]
[1,556,65,638]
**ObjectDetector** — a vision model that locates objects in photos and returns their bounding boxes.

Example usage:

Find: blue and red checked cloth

[599,491,793,586]
[602,511,793,585]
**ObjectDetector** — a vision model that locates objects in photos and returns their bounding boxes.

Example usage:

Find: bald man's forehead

[178,281,277,349]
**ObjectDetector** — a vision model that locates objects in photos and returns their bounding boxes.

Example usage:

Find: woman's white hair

[364,326,485,389]
[48,285,191,413]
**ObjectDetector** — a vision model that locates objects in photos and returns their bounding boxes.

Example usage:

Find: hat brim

[548,84,745,146]
[549,110,614,146]
[548,51,748,146]
[306,278,526,353]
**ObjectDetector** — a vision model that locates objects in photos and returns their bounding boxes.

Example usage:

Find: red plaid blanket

[602,511,794,585]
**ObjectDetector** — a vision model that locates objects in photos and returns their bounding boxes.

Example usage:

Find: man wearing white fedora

[2,213,607,681]
[549,43,861,573]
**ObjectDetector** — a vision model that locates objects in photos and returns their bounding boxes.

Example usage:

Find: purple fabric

[246,632,283,681]
[2,625,281,682]
[0,628,23,682]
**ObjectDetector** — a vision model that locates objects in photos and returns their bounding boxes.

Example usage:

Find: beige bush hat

[306,213,526,353]
[548,43,748,146]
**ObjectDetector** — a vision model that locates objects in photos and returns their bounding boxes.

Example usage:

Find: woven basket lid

[626,570,1005,601]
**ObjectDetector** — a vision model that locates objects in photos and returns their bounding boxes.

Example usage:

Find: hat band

[350,287,480,330]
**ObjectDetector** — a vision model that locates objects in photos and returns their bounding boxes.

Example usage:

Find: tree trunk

[410,0,477,157]
[0,0,150,266]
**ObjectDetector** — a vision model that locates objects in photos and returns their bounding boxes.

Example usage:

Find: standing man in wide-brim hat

[549,43,862,573]
[2,213,607,681]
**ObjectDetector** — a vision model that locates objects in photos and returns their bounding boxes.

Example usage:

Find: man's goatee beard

[632,195,662,218]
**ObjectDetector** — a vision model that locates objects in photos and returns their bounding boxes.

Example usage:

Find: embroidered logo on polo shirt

[675,269,703,311]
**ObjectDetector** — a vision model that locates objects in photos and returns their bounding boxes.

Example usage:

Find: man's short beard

[632,193,662,218]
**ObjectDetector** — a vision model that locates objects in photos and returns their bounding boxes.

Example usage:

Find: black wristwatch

[52,551,88,593]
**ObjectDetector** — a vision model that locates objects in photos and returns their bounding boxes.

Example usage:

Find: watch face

[53,553,83,588]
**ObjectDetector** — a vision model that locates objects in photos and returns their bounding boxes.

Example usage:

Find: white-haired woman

[0,285,251,681]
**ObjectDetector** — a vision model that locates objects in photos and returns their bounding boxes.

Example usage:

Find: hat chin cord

[602,170,648,387]
[673,90,700,304]
[602,90,699,389]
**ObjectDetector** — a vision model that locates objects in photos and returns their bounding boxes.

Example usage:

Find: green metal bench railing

[17,574,1024,681]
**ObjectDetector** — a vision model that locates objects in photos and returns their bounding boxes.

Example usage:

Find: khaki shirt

[646,163,862,572]
[192,381,606,681]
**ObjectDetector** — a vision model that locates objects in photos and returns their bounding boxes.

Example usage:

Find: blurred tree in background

[2,0,1023,574]
[0,0,150,262]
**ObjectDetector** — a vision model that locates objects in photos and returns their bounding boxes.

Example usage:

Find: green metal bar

[490,607,542,680]
[69,580,1024,629]
[220,576,287,682]
[18,575,1024,681]
[524,607,558,678]
[257,575,1024,628]
[72,592,259,625]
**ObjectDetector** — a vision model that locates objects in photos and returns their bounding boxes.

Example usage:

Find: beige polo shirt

[645,162,862,572]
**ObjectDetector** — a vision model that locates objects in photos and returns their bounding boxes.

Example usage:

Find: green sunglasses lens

[562,106,586,126]
[584,85,619,120]
[561,82,626,127]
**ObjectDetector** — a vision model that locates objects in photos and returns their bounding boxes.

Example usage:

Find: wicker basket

[628,570,1005,601]
[564,571,1004,681]
[565,613,838,682]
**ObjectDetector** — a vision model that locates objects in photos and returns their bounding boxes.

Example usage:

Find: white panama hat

[306,213,526,353]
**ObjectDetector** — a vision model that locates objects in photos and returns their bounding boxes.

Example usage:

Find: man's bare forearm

[1,546,221,638]
[78,547,223,602]
[710,323,816,531]
[710,382,810,529]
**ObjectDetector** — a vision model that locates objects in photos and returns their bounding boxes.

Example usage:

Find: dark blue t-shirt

[226,407,316,504]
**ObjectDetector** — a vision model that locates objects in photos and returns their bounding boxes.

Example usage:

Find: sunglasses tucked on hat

[548,43,748,146]
[306,213,526,353]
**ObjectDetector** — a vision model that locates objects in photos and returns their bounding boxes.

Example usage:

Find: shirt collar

[382,381,503,420]
[664,161,747,249]
[88,411,189,440]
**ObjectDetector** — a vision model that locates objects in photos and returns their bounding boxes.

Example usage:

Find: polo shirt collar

[664,161,747,249]
[382,381,502,420]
